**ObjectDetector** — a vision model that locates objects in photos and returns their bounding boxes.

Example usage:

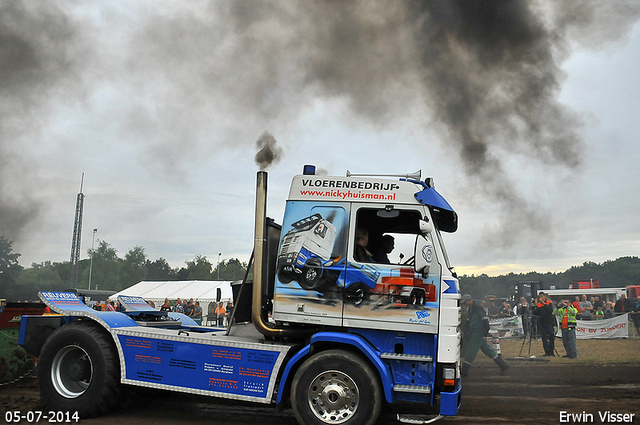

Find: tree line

[459,256,640,300]
[0,236,248,302]
[2,235,639,303]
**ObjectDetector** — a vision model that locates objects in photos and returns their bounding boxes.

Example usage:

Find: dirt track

[2,359,638,425]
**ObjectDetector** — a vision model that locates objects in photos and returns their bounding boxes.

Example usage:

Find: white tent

[112,280,235,325]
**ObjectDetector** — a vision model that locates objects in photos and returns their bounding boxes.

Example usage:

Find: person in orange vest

[553,298,578,359]
[214,302,226,327]
[533,292,556,356]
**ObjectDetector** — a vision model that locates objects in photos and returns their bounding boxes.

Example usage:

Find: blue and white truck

[19,166,462,425]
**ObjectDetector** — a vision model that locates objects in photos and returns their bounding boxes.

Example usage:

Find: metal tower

[69,174,85,287]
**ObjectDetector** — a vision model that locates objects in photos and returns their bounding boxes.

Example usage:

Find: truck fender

[18,313,134,358]
[276,332,394,404]
[275,344,311,405]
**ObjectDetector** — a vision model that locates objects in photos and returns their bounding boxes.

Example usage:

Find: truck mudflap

[395,380,460,424]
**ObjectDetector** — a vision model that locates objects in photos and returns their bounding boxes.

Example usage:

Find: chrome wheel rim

[51,345,93,398]
[307,370,359,424]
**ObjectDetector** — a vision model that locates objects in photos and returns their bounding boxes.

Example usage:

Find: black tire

[277,267,293,284]
[37,321,121,418]
[410,289,426,306]
[290,349,382,425]
[300,258,323,290]
[347,282,370,306]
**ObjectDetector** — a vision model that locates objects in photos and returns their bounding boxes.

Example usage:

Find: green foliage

[0,237,24,301]
[88,240,122,291]
[214,258,249,281]
[184,254,213,280]
[121,245,148,288]
[16,262,65,300]
[146,258,177,281]
[0,236,21,270]
[5,229,634,303]
[1,236,254,300]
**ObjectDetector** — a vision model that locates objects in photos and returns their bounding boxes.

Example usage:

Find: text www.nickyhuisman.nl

[299,189,397,200]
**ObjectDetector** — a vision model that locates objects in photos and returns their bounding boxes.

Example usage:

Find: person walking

[533,292,556,356]
[554,298,578,359]
[460,294,509,376]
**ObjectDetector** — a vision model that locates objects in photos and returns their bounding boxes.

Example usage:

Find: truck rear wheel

[410,288,426,306]
[347,282,370,306]
[37,321,121,418]
[291,349,381,425]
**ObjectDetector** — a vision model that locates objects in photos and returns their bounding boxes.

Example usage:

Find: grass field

[475,336,640,365]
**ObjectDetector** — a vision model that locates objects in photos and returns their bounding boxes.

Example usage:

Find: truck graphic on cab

[276,213,337,290]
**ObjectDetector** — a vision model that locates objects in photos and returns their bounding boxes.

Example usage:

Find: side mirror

[414,234,433,274]
[419,219,433,235]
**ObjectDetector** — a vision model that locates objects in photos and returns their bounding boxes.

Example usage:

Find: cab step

[393,384,432,394]
[397,413,443,424]
[380,353,433,362]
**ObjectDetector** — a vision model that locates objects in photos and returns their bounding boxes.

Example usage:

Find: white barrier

[556,313,629,339]
[490,316,524,337]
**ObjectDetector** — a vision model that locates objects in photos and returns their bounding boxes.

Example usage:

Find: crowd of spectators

[479,292,640,340]
[482,293,639,321]
[90,297,234,327]
[159,298,234,326]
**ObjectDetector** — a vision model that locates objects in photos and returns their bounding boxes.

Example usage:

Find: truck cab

[19,166,461,425]
[272,170,459,338]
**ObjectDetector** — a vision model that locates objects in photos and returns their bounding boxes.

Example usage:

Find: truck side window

[354,208,423,265]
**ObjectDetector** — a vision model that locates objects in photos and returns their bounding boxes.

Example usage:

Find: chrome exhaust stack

[252,171,298,338]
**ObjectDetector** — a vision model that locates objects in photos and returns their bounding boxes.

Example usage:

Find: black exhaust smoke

[2,0,639,253]
[254,131,283,171]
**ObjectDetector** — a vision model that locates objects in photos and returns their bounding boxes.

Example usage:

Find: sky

[1,1,639,278]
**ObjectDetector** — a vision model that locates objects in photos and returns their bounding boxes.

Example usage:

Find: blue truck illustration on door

[276,213,339,290]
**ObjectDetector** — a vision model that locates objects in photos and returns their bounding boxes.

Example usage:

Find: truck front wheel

[37,321,121,418]
[300,258,323,290]
[291,349,382,425]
